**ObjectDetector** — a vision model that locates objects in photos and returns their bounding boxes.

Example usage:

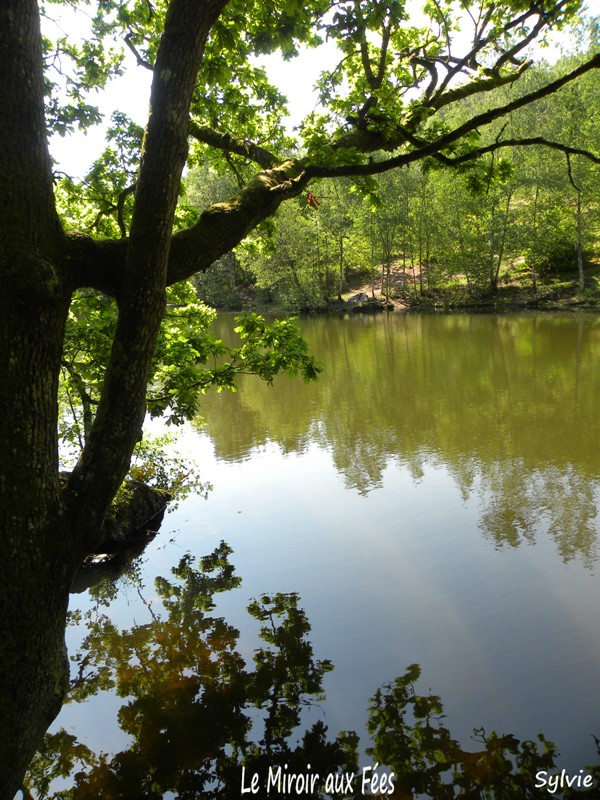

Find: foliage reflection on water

[198,312,600,567]
[26,545,600,798]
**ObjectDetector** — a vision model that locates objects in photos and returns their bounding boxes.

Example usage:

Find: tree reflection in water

[198,314,600,568]
[24,545,599,798]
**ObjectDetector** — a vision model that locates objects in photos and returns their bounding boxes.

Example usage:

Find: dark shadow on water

[70,507,166,595]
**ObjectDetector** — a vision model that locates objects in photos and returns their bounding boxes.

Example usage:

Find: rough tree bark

[0,2,72,793]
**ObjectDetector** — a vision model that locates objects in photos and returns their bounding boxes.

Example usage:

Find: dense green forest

[184,50,600,311]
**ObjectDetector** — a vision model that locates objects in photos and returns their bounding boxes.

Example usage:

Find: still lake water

[52,312,600,792]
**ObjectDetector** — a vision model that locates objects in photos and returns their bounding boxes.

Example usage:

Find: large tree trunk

[0,291,81,799]
[0,513,74,800]
[0,5,75,794]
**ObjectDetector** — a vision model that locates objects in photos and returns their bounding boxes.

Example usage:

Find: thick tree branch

[435,137,600,168]
[427,59,532,113]
[63,157,310,298]
[188,120,280,168]
[64,158,308,287]
[166,159,309,285]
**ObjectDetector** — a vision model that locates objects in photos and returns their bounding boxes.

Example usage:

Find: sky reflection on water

[39,312,600,794]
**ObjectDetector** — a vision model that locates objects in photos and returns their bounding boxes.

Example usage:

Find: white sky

[43,3,586,179]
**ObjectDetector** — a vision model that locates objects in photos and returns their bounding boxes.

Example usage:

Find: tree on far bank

[1,0,600,795]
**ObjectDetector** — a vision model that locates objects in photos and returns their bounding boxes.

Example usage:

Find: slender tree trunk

[425,225,431,292]
[417,203,424,296]
[324,235,330,295]
[370,216,376,298]
[288,258,307,308]
[488,198,498,294]
[492,190,513,292]
[576,190,584,292]
[531,186,540,296]
[337,236,344,302]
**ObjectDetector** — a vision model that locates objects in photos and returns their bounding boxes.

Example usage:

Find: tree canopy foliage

[48,0,600,239]
[44,0,600,426]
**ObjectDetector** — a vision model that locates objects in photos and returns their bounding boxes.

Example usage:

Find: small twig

[124,32,154,71]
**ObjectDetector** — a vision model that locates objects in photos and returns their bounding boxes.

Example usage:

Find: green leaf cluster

[60,285,321,456]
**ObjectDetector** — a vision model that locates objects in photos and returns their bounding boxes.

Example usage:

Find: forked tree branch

[308,52,600,178]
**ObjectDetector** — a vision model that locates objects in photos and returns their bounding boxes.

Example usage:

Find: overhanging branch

[308,52,600,179]
[188,120,280,169]
[436,137,600,168]
[63,158,310,295]
[62,49,600,306]
[165,159,309,285]
[427,59,532,113]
